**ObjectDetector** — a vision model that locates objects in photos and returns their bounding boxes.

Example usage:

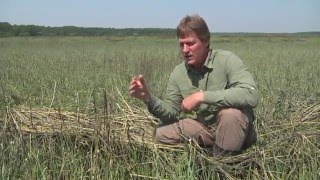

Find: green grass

[0,36,319,179]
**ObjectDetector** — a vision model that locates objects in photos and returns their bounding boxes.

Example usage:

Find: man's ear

[205,40,210,48]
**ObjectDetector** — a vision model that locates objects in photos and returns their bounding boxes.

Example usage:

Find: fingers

[181,103,191,113]
[137,75,145,85]
[131,75,145,86]
[128,89,136,96]
[130,76,138,85]
[129,83,138,91]
[129,74,146,94]
[129,83,140,96]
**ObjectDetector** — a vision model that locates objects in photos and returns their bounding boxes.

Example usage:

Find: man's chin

[186,60,195,65]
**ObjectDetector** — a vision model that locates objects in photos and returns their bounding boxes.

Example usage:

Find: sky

[1,0,319,33]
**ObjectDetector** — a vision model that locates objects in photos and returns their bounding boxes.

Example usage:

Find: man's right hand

[129,75,151,103]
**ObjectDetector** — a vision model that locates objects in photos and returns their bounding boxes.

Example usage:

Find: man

[129,15,259,156]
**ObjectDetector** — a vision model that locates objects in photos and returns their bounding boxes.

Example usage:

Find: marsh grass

[0,36,319,179]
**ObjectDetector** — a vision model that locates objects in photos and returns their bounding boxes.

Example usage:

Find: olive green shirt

[147,49,259,125]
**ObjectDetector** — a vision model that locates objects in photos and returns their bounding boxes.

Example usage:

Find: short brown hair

[176,14,210,42]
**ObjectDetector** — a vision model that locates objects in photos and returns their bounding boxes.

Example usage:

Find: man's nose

[182,44,190,53]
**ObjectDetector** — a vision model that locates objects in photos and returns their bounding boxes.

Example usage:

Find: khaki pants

[154,108,257,151]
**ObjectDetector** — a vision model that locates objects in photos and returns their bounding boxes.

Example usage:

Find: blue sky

[1,0,319,33]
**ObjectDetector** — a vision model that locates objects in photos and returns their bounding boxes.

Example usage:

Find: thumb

[138,75,145,85]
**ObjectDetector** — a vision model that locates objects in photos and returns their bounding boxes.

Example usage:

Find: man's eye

[179,42,194,47]
[187,42,194,46]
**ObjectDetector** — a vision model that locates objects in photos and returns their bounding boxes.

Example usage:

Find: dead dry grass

[4,95,320,178]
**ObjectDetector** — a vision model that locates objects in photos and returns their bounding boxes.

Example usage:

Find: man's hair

[176,14,210,42]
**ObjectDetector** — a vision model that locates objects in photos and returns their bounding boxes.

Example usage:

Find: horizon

[2,22,320,34]
[1,0,320,33]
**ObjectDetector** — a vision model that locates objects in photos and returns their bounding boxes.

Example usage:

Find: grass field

[0,35,319,179]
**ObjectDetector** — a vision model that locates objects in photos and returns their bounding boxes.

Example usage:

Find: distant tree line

[0,22,176,37]
[1,22,319,37]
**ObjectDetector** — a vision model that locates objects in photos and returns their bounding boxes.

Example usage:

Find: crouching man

[129,14,259,156]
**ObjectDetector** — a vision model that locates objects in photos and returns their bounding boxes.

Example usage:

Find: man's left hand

[181,91,204,112]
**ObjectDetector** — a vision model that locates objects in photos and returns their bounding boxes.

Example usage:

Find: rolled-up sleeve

[147,72,182,124]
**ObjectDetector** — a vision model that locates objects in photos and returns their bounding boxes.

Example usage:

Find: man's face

[178,32,209,70]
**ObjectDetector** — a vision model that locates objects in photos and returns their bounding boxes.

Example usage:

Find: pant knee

[215,109,249,151]
[153,119,215,146]
[218,108,249,131]
[153,125,179,145]
[153,127,163,143]
[153,126,165,143]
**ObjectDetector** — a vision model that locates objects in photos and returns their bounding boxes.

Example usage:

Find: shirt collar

[185,49,214,71]
[203,49,214,69]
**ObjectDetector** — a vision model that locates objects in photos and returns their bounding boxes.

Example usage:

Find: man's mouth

[185,55,192,60]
